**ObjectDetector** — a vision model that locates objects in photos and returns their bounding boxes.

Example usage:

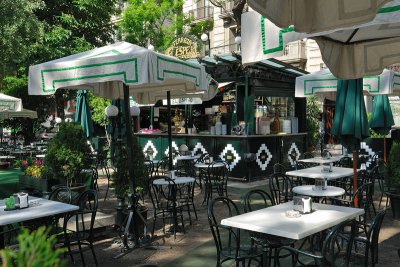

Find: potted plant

[385,141,400,219]
[112,136,148,233]
[19,159,51,193]
[44,123,92,194]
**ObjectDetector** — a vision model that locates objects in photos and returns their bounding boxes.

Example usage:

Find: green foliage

[386,142,400,188]
[306,96,320,151]
[45,123,92,185]
[119,0,185,51]
[1,0,118,121]
[0,0,44,80]
[367,112,386,138]
[0,226,65,267]
[112,136,146,198]
[188,19,214,39]
[89,92,110,127]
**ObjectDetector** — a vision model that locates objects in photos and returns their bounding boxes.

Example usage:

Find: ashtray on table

[285,210,301,218]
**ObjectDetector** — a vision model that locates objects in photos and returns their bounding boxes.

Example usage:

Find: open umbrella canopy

[247,0,391,33]
[331,79,370,151]
[0,93,23,112]
[74,90,94,138]
[28,41,208,101]
[370,95,395,135]
[0,109,37,120]
[242,0,400,79]
[295,68,400,97]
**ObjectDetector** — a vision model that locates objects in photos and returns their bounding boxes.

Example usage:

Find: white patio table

[221,201,364,240]
[194,162,225,169]
[153,176,195,186]
[0,197,79,248]
[298,156,343,165]
[286,166,354,181]
[293,185,345,197]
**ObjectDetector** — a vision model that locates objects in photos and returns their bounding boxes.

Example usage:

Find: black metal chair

[204,161,229,205]
[336,156,353,168]
[49,185,72,204]
[277,219,356,267]
[269,173,294,205]
[155,157,169,175]
[243,189,295,267]
[148,176,185,239]
[273,163,287,175]
[175,173,198,225]
[351,209,386,267]
[208,197,264,267]
[62,189,98,267]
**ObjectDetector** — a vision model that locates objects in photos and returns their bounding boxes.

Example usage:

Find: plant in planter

[44,123,92,188]
[112,136,147,231]
[385,141,400,219]
[19,160,49,193]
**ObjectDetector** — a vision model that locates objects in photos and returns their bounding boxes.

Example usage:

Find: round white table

[194,162,225,168]
[293,185,345,197]
[176,155,200,161]
[35,154,46,159]
[153,177,195,185]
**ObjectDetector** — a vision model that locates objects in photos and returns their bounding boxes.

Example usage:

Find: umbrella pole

[384,136,387,162]
[353,150,358,207]
[167,91,173,170]
[123,84,140,246]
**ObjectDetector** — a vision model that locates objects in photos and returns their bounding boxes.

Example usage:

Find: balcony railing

[188,6,214,21]
[278,41,307,62]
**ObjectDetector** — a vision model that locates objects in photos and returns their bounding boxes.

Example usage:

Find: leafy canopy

[119,0,185,51]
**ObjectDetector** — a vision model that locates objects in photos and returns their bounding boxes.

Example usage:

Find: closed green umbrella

[75,90,94,138]
[331,79,370,206]
[370,95,394,161]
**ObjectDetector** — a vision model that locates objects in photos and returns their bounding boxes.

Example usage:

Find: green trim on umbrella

[370,95,394,135]
[75,90,94,138]
[331,79,370,151]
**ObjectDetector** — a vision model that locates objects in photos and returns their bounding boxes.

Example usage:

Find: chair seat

[251,232,295,247]
[221,245,264,260]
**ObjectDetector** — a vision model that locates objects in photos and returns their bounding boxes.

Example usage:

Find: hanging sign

[162,97,202,106]
[165,35,199,59]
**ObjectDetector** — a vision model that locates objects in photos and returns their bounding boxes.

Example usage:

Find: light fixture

[234,35,242,45]
[105,105,119,117]
[55,117,62,124]
[148,44,155,51]
[201,33,208,42]
[130,105,140,117]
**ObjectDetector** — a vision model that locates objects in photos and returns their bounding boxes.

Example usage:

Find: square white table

[298,156,343,165]
[221,201,364,240]
[286,166,355,181]
[0,197,79,248]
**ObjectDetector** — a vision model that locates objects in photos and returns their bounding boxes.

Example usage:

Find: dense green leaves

[45,123,92,185]
[306,96,321,150]
[0,0,44,80]
[119,0,185,51]
[0,227,66,267]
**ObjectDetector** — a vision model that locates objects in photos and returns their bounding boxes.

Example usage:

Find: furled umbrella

[370,95,394,162]
[331,79,370,206]
[74,90,94,138]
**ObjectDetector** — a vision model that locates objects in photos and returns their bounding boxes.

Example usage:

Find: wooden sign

[165,35,199,59]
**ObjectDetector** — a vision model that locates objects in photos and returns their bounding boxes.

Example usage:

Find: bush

[0,226,65,267]
[44,123,92,186]
[386,142,400,188]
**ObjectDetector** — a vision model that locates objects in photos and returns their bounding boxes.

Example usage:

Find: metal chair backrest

[208,197,241,257]
[149,175,176,211]
[368,209,386,257]
[49,185,72,204]
[243,189,274,213]
[269,173,293,205]
[273,163,287,174]
[337,156,353,168]
[156,157,169,175]
[321,219,356,266]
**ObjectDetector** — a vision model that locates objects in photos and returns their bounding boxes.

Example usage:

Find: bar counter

[137,132,307,181]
